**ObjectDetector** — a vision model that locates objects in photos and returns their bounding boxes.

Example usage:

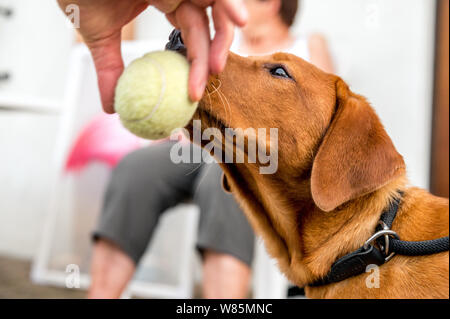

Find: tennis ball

[115,50,198,140]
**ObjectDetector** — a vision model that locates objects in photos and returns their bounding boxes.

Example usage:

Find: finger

[218,0,248,27]
[210,1,234,74]
[189,0,247,26]
[165,12,180,29]
[175,2,210,101]
[149,0,185,14]
[189,0,215,8]
[87,32,124,114]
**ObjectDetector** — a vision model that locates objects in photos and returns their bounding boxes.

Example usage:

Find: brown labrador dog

[186,52,449,299]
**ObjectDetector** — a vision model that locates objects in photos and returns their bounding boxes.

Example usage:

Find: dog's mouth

[185,74,232,145]
[185,101,229,150]
[198,101,229,131]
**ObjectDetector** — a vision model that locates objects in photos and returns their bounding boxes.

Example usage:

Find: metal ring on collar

[364,229,400,262]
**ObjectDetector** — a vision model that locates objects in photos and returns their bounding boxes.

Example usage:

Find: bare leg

[202,250,252,299]
[88,239,136,299]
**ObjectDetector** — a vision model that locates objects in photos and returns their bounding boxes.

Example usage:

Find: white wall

[0,0,73,103]
[135,7,173,41]
[0,0,73,258]
[297,0,436,189]
[0,0,437,259]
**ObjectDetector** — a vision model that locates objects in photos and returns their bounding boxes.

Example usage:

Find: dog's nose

[165,29,186,55]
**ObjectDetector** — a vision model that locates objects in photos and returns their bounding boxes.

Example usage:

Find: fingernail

[196,82,206,101]
[190,86,200,102]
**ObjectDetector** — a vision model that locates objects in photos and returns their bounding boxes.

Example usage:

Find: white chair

[32,41,200,298]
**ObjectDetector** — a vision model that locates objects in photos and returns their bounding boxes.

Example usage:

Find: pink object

[65,114,144,172]
[65,114,191,172]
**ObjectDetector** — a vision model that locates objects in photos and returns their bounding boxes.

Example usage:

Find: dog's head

[190,51,405,213]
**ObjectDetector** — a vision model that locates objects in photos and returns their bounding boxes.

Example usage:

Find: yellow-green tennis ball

[115,50,198,140]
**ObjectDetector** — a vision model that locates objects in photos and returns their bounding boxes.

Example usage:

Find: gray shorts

[93,142,254,266]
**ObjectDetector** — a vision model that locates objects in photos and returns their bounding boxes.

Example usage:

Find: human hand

[160,0,248,101]
[57,0,247,113]
[57,0,150,113]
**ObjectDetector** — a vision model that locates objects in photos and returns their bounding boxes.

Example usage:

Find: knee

[204,250,251,271]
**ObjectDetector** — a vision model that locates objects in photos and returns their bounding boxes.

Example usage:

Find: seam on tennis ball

[122,56,166,124]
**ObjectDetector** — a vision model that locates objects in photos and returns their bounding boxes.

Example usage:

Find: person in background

[236,0,334,73]
[88,0,334,299]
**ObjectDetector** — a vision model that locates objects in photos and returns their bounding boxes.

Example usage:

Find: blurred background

[0,0,448,298]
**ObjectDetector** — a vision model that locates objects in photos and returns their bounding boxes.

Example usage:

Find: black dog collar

[309,193,450,287]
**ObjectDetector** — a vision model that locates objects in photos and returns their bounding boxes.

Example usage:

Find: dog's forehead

[266,52,309,70]
[272,52,295,61]
[248,52,295,63]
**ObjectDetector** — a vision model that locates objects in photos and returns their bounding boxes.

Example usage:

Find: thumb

[87,32,124,114]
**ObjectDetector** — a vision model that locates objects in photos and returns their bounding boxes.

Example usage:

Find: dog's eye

[269,66,291,79]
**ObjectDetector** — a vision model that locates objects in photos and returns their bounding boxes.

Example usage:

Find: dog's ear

[311,79,405,212]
